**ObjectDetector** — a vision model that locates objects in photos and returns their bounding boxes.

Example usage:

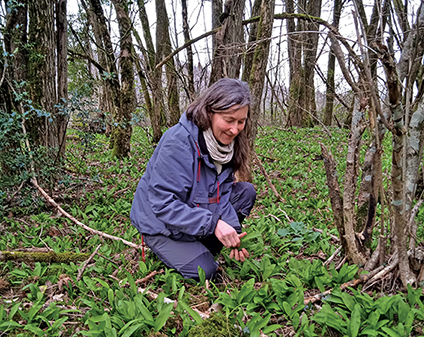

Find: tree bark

[156,0,180,127]
[323,0,342,126]
[110,0,135,158]
[88,0,121,137]
[27,0,57,148]
[242,0,262,83]
[211,0,223,56]
[209,0,246,85]
[248,0,275,150]
[343,98,367,265]
[136,0,162,143]
[56,0,68,158]
[181,0,195,99]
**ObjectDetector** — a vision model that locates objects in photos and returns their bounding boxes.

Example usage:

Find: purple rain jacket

[130,113,241,241]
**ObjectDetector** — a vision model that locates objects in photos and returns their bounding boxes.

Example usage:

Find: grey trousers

[144,182,256,280]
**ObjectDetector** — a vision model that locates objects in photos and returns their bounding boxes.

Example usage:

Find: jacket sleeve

[147,141,219,237]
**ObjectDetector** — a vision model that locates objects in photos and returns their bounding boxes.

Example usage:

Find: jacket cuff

[207,213,221,236]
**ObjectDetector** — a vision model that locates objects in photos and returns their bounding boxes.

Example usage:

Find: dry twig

[254,152,285,203]
[77,245,101,281]
[135,270,163,285]
[324,246,342,266]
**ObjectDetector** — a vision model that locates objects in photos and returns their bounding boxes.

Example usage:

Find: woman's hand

[229,248,250,262]
[215,220,246,248]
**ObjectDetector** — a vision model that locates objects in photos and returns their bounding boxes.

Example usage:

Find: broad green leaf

[108,289,114,306]
[348,304,361,337]
[381,327,401,337]
[262,324,283,334]
[178,300,202,325]
[154,302,173,331]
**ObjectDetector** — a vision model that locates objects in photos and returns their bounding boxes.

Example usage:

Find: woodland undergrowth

[0,126,423,336]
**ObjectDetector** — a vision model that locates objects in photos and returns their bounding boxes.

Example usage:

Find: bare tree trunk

[56,0,68,158]
[248,0,275,151]
[81,0,112,132]
[342,98,367,265]
[211,0,223,56]
[156,0,180,126]
[136,0,162,142]
[323,0,342,126]
[27,0,57,148]
[209,0,246,84]
[286,0,304,127]
[110,0,135,158]
[88,0,121,138]
[241,0,261,83]
[181,0,194,99]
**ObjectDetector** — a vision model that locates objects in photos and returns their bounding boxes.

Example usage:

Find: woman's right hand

[214,219,242,248]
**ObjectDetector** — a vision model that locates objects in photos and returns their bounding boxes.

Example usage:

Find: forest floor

[0,125,423,336]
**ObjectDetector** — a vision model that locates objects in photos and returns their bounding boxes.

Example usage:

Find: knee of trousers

[180,253,218,280]
[236,182,257,214]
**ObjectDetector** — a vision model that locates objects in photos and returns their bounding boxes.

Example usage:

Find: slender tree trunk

[323,0,342,126]
[136,0,162,142]
[248,0,275,149]
[88,0,121,138]
[211,0,223,56]
[81,0,112,132]
[286,0,304,127]
[110,0,135,158]
[242,0,261,83]
[181,0,194,99]
[56,0,68,158]
[156,0,180,126]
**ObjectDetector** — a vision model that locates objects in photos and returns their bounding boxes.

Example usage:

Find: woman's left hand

[229,248,250,262]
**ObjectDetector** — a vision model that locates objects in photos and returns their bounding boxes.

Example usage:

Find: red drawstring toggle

[217,181,220,204]
[141,235,146,263]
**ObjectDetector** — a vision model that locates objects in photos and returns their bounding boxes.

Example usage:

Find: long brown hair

[186,78,251,180]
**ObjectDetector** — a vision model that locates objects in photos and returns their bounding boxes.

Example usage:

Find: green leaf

[262,324,283,334]
[0,320,22,331]
[348,304,361,337]
[341,292,356,312]
[381,327,401,337]
[154,302,173,331]
[178,300,202,325]
[121,322,145,337]
[108,289,114,306]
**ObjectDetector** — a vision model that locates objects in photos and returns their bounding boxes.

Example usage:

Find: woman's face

[211,105,248,145]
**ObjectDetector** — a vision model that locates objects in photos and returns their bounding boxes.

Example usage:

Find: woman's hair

[186,78,251,180]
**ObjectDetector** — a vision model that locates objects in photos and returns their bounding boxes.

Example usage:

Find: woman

[130,78,256,280]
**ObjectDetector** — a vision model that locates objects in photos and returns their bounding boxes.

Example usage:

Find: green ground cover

[0,126,423,336]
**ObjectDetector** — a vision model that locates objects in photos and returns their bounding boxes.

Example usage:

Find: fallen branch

[20,116,143,251]
[135,270,163,285]
[32,180,142,250]
[324,246,342,266]
[0,251,90,263]
[254,152,285,203]
[77,245,101,281]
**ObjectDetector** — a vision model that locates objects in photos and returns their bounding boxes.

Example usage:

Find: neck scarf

[203,128,234,174]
